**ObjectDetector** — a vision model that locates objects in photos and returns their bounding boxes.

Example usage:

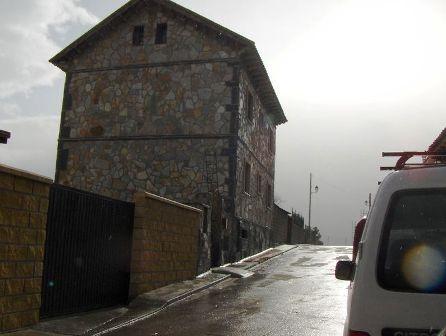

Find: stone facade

[53,0,286,265]
[130,192,201,298]
[0,164,52,332]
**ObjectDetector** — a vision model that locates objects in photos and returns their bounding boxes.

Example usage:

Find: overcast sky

[2,0,446,245]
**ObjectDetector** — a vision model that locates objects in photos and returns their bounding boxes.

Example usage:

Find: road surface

[108,245,352,336]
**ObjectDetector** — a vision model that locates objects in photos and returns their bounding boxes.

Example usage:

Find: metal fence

[40,184,134,318]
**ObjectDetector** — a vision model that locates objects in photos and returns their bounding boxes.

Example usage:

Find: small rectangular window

[241,229,248,239]
[58,149,69,170]
[61,126,71,138]
[64,93,72,110]
[222,218,228,230]
[266,183,272,208]
[244,162,251,194]
[268,128,275,152]
[132,25,145,46]
[247,91,254,121]
[257,173,262,194]
[155,23,168,44]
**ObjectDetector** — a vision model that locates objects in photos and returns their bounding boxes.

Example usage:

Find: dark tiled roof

[50,0,287,125]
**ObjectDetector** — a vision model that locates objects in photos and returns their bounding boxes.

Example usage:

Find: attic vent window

[155,23,168,44]
[266,183,272,209]
[244,162,251,194]
[268,128,275,152]
[132,25,144,46]
[247,91,254,121]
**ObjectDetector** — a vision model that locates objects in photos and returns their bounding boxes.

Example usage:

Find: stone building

[51,0,287,264]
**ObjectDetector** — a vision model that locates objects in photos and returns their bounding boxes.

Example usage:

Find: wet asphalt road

[109,245,352,336]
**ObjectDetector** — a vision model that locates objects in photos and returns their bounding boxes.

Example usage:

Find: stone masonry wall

[59,138,230,203]
[130,192,201,298]
[0,164,52,332]
[65,63,233,138]
[63,2,241,72]
[234,69,276,228]
[271,204,290,246]
[235,143,274,228]
[238,69,276,174]
[290,222,305,245]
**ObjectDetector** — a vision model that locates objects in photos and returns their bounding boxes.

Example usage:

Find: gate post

[0,164,52,332]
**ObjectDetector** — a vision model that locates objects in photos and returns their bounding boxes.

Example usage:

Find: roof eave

[241,47,287,126]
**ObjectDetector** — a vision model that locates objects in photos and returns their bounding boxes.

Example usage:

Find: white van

[336,165,446,336]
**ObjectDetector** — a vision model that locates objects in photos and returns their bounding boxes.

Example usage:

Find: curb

[242,245,299,270]
[88,274,231,336]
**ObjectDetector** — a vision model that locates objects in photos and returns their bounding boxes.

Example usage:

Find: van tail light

[349,331,370,336]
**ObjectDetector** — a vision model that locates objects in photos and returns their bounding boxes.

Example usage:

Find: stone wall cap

[0,163,53,184]
[143,192,203,214]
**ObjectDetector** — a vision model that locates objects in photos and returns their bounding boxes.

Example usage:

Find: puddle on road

[334,255,350,260]
[256,280,275,288]
[299,262,329,267]
[335,248,352,253]
[270,273,298,281]
[234,298,262,317]
[290,257,312,266]
[311,247,332,252]
[256,273,299,287]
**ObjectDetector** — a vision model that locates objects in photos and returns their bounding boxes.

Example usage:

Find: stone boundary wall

[129,192,202,298]
[290,223,305,245]
[271,204,290,246]
[0,164,52,332]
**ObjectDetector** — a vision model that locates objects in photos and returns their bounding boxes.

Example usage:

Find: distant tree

[311,227,323,245]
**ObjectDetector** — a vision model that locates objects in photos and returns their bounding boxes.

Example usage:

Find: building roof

[429,127,446,152]
[50,0,287,125]
[0,130,11,144]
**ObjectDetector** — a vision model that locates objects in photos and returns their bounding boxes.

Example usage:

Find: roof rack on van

[380,151,446,171]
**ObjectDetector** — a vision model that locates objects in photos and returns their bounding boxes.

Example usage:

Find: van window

[378,190,446,293]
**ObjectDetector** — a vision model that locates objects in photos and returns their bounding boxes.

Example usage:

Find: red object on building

[429,127,446,152]
[352,217,366,261]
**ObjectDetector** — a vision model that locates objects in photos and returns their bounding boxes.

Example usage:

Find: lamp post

[308,173,319,244]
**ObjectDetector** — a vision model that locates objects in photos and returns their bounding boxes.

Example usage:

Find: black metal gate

[40,184,134,318]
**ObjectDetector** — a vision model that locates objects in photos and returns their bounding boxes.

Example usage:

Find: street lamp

[308,173,319,244]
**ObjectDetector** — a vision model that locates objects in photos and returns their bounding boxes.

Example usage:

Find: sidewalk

[3,245,297,336]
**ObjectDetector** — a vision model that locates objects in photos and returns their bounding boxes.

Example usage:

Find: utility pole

[369,193,372,212]
[307,173,319,244]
